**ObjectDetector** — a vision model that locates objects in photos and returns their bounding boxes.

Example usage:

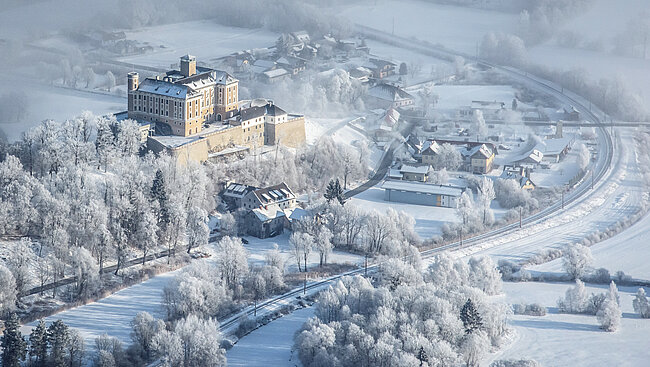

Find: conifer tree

[47,320,69,367]
[417,346,428,366]
[151,169,170,226]
[29,319,49,367]
[1,313,27,367]
[460,298,483,334]
[324,178,345,205]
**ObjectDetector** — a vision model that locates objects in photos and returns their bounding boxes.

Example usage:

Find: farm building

[381,180,464,208]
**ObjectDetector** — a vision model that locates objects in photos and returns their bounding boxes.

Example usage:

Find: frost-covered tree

[1,313,27,367]
[597,282,621,332]
[379,258,423,290]
[469,257,502,296]
[152,315,225,367]
[265,243,286,275]
[105,71,116,91]
[215,236,249,289]
[633,288,650,318]
[67,329,85,367]
[557,279,588,313]
[290,232,314,272]
[562,243,593,280]
[477,177,496,225]
[7,238,33,295]
[0,265,17,317]
[131,311,166,362]
[432,143,462,171]
[576,143,590,171]
[324,178,345,205]
[70,247,99,299]
[471,110,488,138]
[461,331,489,367]
[163,263,231,320]
[186,206,209,254]
[314,226,333,267]
[363,210,394,255]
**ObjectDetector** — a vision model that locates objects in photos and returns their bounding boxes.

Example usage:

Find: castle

[126,55,306,163]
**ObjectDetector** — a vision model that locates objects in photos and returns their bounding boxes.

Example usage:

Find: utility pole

[519,207,522,228]
[561,190,565,209]
[591,171,594,190]
[303,273,306,295]
[254,299,257,316]
[459,228,463,247]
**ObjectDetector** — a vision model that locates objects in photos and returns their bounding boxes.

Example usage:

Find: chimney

[127,72,139,91]
[180,54,197,77]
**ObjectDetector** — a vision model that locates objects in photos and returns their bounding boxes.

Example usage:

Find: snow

[339,0,517,55]
[116,20,278,69]
[226,306,313,367]
[433,85,516,112]
[20,270,177,350]
[531,208,650,282]
[489,281,650,367]
[348,185,459,238]
[240,232,363,273]
[0,78,125,142]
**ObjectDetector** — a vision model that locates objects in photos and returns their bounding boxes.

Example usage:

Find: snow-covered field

[433,85,517,112]
[531,208,650,282]
[241,233,363,272]
[19,270,177,350]
[117,20,278,69]
[490,281,650,366]
[339,0,517,55]
[226,306,312,367]
[348,184,458,238]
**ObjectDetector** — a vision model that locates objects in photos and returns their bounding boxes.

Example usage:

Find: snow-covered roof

[534,136,574,156]
[263,68,290,78]
[388,169,403,179]
[421,140,441,155]
[252,207,287,222]
[463,144,494,159]
[400,164,431,175]
[382,180,464,197]
[368,83,414,103]
[511,149,544,164]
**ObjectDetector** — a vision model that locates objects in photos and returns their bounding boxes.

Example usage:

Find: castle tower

[180,54,196,77]
[127,72,139,91]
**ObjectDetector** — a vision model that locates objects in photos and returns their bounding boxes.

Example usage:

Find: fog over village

[0,0,650,366]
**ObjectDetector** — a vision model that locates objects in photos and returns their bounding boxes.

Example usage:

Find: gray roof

[251,182,295,205]
[381,180,464,197]
[137,78,191,98]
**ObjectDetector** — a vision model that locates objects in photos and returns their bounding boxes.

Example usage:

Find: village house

[221,182,258,210]
[388,164,433,182]
[420,140,442,165]
[511,149,544,167]
[462,143,495,174]
[364,58,396,79]
[241,183,300,238]
[367,83,415,109]
[500,166,536,190]
[535,136,575,163]
[382,180,464,208]
[275,56,307,76]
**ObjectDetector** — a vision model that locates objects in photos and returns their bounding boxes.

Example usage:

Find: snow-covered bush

[491,359,541,367]
[512,303,546,316]
[561,243,593,280]
[586,268,610,284]
[633,288,650,318]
